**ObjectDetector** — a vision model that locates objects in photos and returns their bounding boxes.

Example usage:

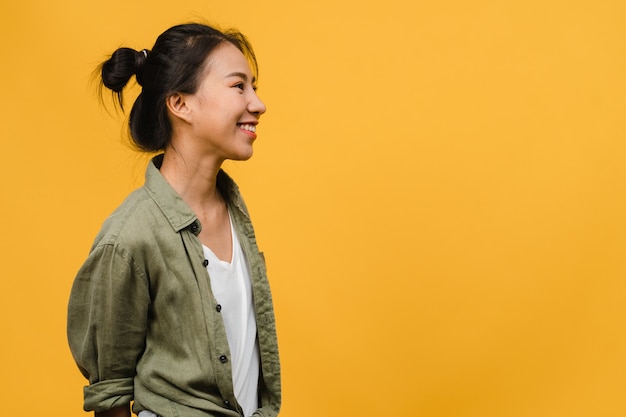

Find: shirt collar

[144,154,249,234]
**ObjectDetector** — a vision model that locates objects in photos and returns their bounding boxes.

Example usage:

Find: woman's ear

[166,93,192,123]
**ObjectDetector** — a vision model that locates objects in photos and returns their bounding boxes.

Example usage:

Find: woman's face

[184,42,266,162]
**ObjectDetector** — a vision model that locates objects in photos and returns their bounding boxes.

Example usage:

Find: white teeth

[239,124,256,132]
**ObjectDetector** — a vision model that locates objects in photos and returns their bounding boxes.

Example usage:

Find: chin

[232,148,254,161]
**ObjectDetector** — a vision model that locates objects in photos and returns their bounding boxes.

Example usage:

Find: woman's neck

[159,145,233,261]
[159,146,225,211]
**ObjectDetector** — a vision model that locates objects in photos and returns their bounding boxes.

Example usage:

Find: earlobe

[166,93,192,123]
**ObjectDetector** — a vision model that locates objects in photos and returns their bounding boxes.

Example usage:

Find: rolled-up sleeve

[67,241,150,412]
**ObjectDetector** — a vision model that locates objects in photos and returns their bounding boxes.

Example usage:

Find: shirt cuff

[83,377,134,412]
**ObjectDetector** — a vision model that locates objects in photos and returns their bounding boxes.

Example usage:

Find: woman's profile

[67,22,281,417]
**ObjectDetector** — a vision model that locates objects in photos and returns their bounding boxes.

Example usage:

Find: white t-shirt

[202,213,260,417]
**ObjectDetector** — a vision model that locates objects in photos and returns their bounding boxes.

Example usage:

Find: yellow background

[1,0,625,416]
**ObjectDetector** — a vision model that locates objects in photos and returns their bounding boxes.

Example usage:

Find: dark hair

[99,23,258,152]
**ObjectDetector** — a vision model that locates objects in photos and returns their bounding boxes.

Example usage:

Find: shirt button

[224,400,230,406]
[190,223,199,233]
[216,304,222,312]
[203,259,209,267]
[219,355,228,363]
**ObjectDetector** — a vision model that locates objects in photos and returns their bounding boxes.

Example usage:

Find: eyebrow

[225,72,257,84]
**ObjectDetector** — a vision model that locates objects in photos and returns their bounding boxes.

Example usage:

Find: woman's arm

[68,243,150,412]
[95,405,131,417]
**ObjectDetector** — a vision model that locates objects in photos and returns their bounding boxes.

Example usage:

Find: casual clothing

[67,154,281,417]
[203,213,260,417]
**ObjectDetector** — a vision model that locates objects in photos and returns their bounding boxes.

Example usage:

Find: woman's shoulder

[91,186,161,248]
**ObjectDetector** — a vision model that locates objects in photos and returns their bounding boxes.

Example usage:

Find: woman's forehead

[202,42,256,81]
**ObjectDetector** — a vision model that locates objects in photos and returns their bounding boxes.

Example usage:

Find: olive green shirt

[67,155,281,417]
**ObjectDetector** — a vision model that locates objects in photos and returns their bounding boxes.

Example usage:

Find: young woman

[67,23,281,417]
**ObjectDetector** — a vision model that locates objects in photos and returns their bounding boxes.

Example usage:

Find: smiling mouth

[238,123,256,133]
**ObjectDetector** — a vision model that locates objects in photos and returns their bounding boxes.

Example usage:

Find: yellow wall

[1,0,625,416]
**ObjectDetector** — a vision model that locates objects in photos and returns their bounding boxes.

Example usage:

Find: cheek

[209,100,234,118]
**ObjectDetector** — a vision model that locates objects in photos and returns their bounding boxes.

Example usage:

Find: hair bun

[101,47,148,93]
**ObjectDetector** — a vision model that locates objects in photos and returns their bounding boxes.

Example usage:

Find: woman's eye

[235,83,244,90]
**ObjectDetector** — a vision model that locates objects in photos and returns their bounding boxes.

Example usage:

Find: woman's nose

[248,92,267,116]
